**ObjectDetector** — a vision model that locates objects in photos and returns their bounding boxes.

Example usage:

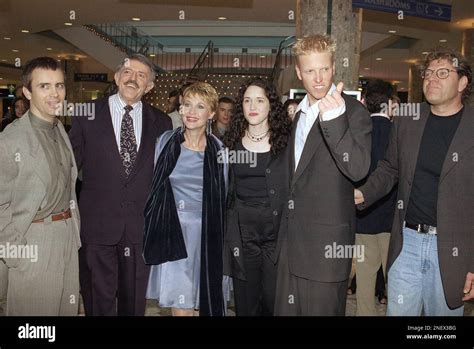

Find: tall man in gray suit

[0,57,81,315]
[355,48,474,315]
[274,35,372,316]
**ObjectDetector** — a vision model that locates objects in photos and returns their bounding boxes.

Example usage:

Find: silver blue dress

[146,145,204,309]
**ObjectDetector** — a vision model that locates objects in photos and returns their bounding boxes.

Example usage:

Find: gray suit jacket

[359,103,474,309]
[277,94,372,282]
[0,113,81,267]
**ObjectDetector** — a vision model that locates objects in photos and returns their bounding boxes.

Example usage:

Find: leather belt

[32,209,71,223]
[405,221,437,235]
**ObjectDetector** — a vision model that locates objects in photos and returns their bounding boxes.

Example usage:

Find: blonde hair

[182,82,219,113]
[293,35,336,61]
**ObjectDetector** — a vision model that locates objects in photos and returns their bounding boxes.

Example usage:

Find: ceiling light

[1,59,7,62]
[218,17,227,20]
[149,54,156,57]
[260,55,265,58]
[3,37,11,40]
[12,49,19,52]
[132,17,141,21]
[422,51,429,55]
[64,22,73,26]
[21,29,29,33]
[439,39,447,43]
[364,67,370,70]
[388,30,396,33]
[46,47,52,51]
[376,57,382,61]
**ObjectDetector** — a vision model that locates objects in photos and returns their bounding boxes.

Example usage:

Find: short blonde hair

[293,35,336,61]
[182,82,219,113]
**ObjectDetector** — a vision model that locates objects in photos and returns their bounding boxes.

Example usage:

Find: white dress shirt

[294,83,346,171]
[109,93,143,151]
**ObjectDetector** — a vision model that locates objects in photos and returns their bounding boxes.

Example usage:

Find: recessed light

[149,54,156,57]
[260,55,265,58]
[218,17,227,20]
[359,75,364,78]
[0,78,3,80]
[21,29,29,33]
[1,59,7,62]
[132,17,141,21]
[388,30,396,33]
[364,67,370,70]
[46,47,52,51]
[376,57,382,61]
[12,49,19,52]
[422,51,429,55]
[439,39,447,43]
[4,37,11,40]
[64,22,73,26]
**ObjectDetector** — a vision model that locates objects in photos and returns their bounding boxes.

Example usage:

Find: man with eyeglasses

[354,48,473,316]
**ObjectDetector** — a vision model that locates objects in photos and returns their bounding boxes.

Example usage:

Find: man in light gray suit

[0,57,81,315]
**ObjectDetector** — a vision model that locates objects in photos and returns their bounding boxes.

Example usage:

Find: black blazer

[69,97,172,245]
[359,103,474,309]
[224,146,290,281]
[276,94,372,282]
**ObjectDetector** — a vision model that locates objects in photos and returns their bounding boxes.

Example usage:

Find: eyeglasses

[421,68,458,80]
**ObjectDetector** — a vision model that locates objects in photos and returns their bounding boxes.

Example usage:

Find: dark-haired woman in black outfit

[223,78,291,316]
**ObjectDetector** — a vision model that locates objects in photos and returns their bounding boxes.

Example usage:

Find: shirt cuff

[320,104,346,122]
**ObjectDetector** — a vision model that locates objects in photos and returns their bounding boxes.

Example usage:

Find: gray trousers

[6,217,79,316]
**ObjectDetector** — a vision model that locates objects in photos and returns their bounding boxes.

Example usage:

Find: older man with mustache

[69,54,172,316]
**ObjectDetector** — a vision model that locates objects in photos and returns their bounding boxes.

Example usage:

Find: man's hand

[354,189,365,205]
[462,272,474,301]
[319,82,345,117]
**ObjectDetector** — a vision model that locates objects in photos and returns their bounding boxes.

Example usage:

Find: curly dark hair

[223,78,291,155]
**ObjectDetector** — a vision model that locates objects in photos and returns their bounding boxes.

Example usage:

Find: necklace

[247,129,269,142]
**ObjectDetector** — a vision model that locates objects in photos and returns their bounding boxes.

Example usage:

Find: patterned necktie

[120,105,137,176]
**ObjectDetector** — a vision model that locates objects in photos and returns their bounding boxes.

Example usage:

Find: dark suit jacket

[224,148,290,281]
[69,97,172,245]
[356,115,397,234]
[359,103,474,309]
[277,94,372,282]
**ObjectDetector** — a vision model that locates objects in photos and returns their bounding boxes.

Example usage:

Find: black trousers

[232,199,277,316]
[79,232,150,316]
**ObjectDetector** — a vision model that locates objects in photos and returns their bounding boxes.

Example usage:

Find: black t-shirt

[233,141,270,200]
[405,107,463,226]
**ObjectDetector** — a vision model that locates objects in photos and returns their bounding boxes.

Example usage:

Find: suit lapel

[439,106,474,183]
[291,112,324,187]
[98,100,128,181]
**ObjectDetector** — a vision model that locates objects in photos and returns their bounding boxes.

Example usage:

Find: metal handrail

[270,35,295,84]
[188,40,214,80]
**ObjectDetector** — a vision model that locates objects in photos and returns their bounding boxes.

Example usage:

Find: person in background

[212,96,235,139]
[166,89,183,129]
[354,79,397,315]
[223,78,291,316]
[283,98,300,121]
[1,97,29,131]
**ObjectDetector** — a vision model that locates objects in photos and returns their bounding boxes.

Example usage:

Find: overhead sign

[352,0,451,22]
[74,73,108,82]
